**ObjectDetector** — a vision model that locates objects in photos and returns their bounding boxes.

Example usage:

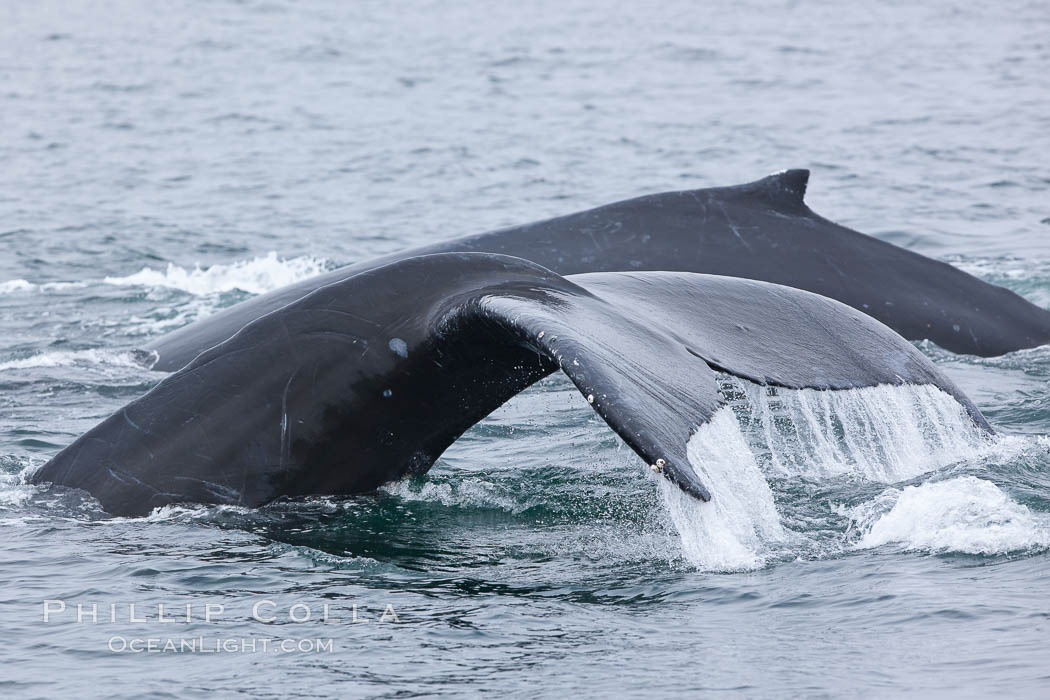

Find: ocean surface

[2,0,1050,697]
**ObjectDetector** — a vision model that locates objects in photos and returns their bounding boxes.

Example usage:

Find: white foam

[851,476,1050,555]
[145,503,257,521]
[102,251,328,296]
[382,478,520,512]
[0,349,145,371]
[0,473,35,508]
[0,279,35,294]
[0,279,89,294]
[3,253,328,308]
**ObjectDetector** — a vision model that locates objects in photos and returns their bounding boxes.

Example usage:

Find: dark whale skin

[144,169,1050,372]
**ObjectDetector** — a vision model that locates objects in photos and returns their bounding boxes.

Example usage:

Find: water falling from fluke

[717,377,991,483]
[664,377,995,571]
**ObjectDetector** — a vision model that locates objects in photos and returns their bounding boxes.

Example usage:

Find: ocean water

[2,0,1050,697]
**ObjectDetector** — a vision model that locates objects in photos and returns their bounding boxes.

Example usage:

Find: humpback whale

[32,253,989,517]
[143,169,1050,372]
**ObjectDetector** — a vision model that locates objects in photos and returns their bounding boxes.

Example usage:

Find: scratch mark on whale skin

[718,202,753,252]
[280,370,299,466]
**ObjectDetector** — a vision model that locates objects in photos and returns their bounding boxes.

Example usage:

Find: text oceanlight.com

[107,636,335,654]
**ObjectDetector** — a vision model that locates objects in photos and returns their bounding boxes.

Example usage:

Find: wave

[2,252,329,299]
[849,476,1050,555]
[0,279,83,294]
[0,349,148,372]
[102,251,329,296]
[2,253,333,341]
[0,279,35,294]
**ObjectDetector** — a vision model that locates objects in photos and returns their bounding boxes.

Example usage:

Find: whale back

[143,170,1050,371]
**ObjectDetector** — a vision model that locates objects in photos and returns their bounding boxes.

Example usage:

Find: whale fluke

[31,253,987,516]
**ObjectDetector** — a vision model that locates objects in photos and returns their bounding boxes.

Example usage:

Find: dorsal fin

[732,168,810,211]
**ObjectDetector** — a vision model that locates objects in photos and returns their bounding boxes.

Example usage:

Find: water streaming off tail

[667,378,996,571]
[660,409,786,571]
[718,377,990,482]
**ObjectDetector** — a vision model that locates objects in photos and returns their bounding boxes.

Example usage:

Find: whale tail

[32,253,987,516]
